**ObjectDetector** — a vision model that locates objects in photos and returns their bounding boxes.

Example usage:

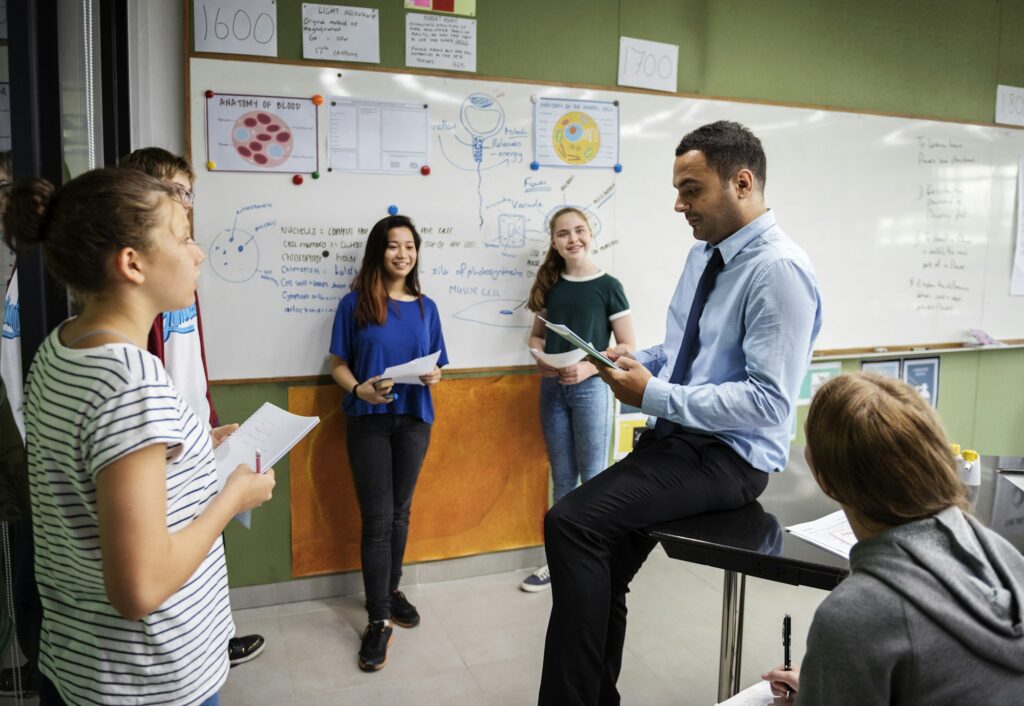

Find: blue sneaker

[520,564,551,592]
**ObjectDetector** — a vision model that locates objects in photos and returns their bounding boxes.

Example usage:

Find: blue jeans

[540,375,613,504]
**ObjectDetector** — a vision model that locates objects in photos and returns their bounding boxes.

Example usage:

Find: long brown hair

[527,207,590,312]
[352,215,423,327]
[3,169,173,294]
[806,372,967,527]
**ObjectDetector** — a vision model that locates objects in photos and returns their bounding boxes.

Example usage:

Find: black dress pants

[538,429,769,706]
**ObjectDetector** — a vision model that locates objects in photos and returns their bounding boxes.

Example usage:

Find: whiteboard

[188,57,1024,380]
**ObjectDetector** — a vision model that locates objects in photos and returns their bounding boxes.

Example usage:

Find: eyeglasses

[172,185,196,208]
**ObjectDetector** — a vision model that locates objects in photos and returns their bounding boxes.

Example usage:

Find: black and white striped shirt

[25,325,233,705]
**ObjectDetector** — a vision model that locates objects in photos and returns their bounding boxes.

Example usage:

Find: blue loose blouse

[329,291,449,423]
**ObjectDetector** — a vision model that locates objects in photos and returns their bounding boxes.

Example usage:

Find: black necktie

[654,248,725,439]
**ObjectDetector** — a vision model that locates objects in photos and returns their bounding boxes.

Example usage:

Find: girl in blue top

[520,207,635,592]
[329,214,447,673]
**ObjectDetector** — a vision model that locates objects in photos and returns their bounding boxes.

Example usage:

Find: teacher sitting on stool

[537,120,823,706]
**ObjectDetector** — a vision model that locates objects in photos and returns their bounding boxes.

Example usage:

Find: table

[646,453,1024,701]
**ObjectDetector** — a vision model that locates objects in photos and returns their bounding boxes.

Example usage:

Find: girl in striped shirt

[9,168,275,705]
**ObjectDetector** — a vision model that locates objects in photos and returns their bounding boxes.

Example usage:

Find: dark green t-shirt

[543,272,630,354]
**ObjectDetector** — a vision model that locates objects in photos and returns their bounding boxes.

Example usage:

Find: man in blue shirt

[538,121,822,705]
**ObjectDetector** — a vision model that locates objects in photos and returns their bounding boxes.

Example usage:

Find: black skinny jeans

[538,429,769,706]
[346,413,431,622]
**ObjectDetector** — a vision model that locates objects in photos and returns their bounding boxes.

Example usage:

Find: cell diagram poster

[205,92,319,173]
[533,97,620,169]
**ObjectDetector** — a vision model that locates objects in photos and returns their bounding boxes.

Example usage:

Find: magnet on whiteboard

[420,165,431,176]
[388,204,399,215]
[205,90,214,99]
[206,160,216,171]
[312,94,324,106]
[530,161,540,171]
[312,171,321,179]
[614,163,623,173]
[530,95,538,103]
[292,174,304,185]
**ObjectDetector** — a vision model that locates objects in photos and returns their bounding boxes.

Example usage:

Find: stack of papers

[717,680,791,705]
[785,510,856,560]
[214,402,320,528]
[539,317,617,368]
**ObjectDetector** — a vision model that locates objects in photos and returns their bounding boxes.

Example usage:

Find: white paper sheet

[380,350,442,385]
[785,510,856,560]
[302,4,380,63]
[717,680,791,705]
[528,347,586,369]
[215,402,320,527]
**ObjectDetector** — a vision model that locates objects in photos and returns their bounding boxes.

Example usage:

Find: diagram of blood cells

[232,111,294,168]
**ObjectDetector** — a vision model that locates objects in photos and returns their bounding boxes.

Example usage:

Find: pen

[255,448,261,474]
[783,613,792,696]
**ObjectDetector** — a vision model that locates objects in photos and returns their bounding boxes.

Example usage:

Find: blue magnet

[613,163,623,173]
[530,161,540,171]
[388,204,399,215]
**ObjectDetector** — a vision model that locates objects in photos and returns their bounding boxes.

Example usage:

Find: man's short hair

[675,121,766,190]
[119,147,195,184]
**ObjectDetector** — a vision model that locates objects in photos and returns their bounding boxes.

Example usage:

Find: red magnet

[292,174,304,185]
[205,90,215,99]
[420,165,431,176]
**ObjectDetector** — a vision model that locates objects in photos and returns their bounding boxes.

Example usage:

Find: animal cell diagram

[232,111,294,168]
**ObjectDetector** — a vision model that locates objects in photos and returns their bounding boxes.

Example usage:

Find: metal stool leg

[717,570,747,701]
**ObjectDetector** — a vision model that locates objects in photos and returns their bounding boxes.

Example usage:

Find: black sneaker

[358,621,394,672]
[228,634,266,667]
[390,589,420,628]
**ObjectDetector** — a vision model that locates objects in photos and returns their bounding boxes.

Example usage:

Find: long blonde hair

[806,372,967,527]
[527,207,591,312]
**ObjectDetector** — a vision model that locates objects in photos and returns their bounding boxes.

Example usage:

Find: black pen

[783,613,792,697]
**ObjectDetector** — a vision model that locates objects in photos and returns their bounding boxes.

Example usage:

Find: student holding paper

[760,373,1024,704]
[329,214,448,673]
[520,207,635,592]
[10,168,275,705]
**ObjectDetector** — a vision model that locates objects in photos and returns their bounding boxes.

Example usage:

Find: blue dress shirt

[636,210,822,473]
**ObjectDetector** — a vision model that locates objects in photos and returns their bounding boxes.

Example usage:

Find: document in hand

[380,350,442,385]
[539,317,618,368]
[214,402,320,528]
[528,346,586,369]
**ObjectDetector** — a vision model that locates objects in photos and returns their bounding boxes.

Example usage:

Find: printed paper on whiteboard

[205,93,318,173]
[194,0,277,57]
[618,36,678,93]
[533,97,620,170]
[328,98,429,173]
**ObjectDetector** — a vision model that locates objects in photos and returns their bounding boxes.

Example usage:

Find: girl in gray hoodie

[762,372,1024,705]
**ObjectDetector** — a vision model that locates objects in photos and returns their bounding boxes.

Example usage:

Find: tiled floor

[220,545,828,705]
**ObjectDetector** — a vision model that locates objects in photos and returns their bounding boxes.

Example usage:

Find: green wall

[204,0,1024,587]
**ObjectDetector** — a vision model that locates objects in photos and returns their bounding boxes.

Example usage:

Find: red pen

[255,449,262,474]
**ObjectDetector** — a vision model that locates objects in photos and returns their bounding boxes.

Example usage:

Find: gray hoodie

[797,506,1024,705]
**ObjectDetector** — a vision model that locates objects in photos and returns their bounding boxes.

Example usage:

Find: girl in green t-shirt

[520,207,636,592]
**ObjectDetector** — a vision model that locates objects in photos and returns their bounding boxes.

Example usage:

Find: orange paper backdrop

[290,375,548,577]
